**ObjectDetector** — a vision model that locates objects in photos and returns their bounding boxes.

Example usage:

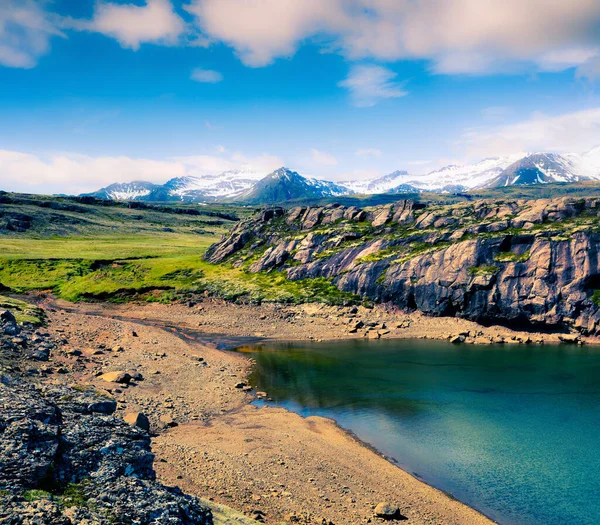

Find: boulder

[99,371,132,384]
[159,414,177,428]
[374,502,404,520]
[372,206,393,227]
[559,334,581,344]
[0,309,19,336]
[0,309,16,325]
[123,412,150,431]
[302,207,323,229]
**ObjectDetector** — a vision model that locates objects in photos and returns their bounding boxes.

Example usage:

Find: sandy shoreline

[37,296,582,524]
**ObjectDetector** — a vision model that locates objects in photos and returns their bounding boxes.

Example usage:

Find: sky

[2,0,600,194]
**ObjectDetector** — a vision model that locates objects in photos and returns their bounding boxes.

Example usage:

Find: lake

[238,339,600,525]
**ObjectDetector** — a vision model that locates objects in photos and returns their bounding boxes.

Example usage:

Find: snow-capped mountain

[85,181,158,200]
[340,170,409,194]
[232,167,350,204]
[84,148,600,204]
[344,157,520,194]
[162,167,265,200]
[567,146,600,179]
[86,168,267,202]
[485,153,585,188]
[413,156,521,190]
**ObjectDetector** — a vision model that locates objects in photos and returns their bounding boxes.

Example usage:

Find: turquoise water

[240,339,600,525]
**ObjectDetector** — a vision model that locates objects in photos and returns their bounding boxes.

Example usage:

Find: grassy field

[0,235,357,304]
[0,193,358,305]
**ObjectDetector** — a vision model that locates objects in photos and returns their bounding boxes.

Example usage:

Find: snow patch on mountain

[567,146,600,179]
[340,170,409,194]
[84,181,158,201]
[164,167,266,199]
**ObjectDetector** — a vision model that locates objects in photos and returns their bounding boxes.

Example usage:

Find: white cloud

[190,67,223,83]
[184,0,600,75]
[68,0,186,50]
[457,107,600,159]
[9,0,600,77]
[185,0,347,67]
[338,65,406,107]
[0,149,283,195]
[310,148,338,166]
[0,0,63,68]
[355,148,382,158]
[215,145,226,153]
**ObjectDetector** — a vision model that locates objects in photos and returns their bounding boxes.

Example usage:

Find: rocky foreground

[206,196,600,335]
[0,306,213,525]
[0,296,500,525]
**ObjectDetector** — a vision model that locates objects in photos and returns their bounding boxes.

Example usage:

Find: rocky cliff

[204,197,600,334]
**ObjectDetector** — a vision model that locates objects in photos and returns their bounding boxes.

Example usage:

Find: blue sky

[2,0,600,193]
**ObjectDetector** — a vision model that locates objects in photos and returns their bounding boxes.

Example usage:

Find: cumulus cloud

[185,0,347,67]
[310,148,338,166]
[184,0,600,75]
[457,107,600,159]
[10,0,600,77]
[338,65,406,107]
[190,67,223,83]
[355,148,382,158]
[0,149,283,195]
[0,0,63,68]
[66,0,187,50]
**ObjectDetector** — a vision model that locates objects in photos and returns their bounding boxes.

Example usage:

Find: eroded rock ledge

[204,197,600,334]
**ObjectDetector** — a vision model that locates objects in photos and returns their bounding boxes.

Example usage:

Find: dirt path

[39,298,529,524]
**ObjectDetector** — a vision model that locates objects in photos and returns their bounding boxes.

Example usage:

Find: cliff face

[204,197,600,334]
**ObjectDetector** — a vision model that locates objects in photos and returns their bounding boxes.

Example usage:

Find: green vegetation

[0,295,44,324]
[21,482,93,510]
[494,250,531,263]
[0,239,358,304]
[468,265,500,276]
[357,246,404,264]
[394,241,451,264]
[0,194,359,305]
[23,490,52,502]
[60,482,90,508]
[4,189,600,307]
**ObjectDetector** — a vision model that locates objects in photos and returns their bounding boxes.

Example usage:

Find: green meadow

[0,235,356,304]
[0,194,357,305]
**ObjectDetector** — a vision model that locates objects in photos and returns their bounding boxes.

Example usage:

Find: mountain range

[84,148,600,204]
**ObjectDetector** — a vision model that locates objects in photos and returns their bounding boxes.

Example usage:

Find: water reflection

[238,339,600,525]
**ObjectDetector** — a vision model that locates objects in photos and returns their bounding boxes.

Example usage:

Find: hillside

[0,191,243,237]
